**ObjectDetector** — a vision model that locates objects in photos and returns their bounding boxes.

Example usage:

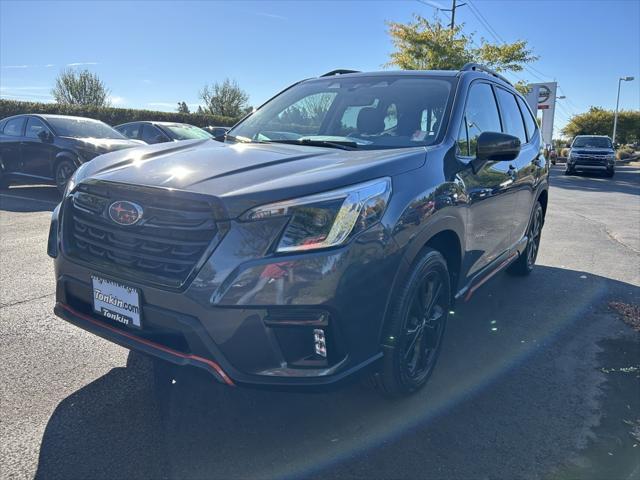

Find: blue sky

[1,0,639,136]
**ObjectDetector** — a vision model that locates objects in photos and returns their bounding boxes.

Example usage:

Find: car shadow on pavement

[550,166,639,197]
[34,266,640,480]
[0,185,60,213]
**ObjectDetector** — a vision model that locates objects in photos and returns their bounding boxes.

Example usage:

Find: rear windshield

[572,137,612,148]
[229,75,454,150]
[46,117,126,140]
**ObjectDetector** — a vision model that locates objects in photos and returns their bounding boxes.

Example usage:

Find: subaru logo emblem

[108,200,143,226]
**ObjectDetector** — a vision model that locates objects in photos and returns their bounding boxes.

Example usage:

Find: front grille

[63,181,220,288]
[574,154,608,166]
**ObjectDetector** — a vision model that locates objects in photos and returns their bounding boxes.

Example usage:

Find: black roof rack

[320,69,360,77]
[460,63,513,86]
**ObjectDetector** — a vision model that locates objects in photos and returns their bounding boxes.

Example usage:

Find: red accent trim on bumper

[58,303,235,386]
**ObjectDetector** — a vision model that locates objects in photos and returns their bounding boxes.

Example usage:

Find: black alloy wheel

[508,201,544,276]
[374,248,450,396]
[55,159,76,194]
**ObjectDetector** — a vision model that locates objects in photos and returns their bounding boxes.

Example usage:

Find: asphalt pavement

[1,167,638,480]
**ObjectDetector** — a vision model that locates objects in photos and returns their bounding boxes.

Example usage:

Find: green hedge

[0,99,239,128]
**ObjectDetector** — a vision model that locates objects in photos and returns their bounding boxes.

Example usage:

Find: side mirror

[37,130,53,142]
[213,134,226,143]
[471,131,521,173]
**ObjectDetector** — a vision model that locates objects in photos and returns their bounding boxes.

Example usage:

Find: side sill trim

[457,251,519,302]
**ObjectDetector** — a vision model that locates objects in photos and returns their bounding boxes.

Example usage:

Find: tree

[199,78,249,117]
[387,15,538,74]
[177,101,190,114]
[51,68,110,107]
[562,107,640,144]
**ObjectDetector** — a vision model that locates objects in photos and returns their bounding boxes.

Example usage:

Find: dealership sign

[525,82,558,145]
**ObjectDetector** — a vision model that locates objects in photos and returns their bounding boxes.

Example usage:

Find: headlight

[243,178,392,253]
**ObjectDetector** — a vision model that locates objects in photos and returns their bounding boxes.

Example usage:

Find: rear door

[456,82,518,277]
[0,116,26,174]
[21,117,56,179]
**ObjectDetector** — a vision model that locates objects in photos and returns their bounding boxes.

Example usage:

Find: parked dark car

[49,64,549,396]
[0,114,141,193]
[115,121,213,144]
[566,135,616,177]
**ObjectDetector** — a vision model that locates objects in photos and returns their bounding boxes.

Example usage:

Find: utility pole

[448,0,466,30]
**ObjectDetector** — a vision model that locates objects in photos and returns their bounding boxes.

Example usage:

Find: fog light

[313,328,327,357]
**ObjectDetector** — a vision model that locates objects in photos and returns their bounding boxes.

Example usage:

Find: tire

[564,168,573,175]
[508,201,544,276]
[373,248,450,397]
[605,169,615,178]
[54,159,76,194]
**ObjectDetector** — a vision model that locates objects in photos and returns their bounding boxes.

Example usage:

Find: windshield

[162,124,213,140]
[229,75,453,150]
[572,136,612,149]
[46,117,127,139]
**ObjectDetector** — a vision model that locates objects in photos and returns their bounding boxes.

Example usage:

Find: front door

[494,87,539,244]
[455,81,517,278]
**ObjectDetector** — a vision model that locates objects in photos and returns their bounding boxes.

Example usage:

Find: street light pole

[612,76,635,145]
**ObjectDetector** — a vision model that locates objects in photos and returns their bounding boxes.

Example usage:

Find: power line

[466,0,555,84]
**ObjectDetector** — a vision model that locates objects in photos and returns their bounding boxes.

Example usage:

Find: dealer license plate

[91,275,142,328]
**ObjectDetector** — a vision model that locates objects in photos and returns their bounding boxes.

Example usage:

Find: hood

[78,139,427,218]
[64,137,143,154]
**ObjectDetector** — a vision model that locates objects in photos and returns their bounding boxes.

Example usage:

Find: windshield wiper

[264,139,358,151]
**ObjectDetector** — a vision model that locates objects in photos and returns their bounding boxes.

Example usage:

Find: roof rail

[320,69,360,77]
[460,63,513,86]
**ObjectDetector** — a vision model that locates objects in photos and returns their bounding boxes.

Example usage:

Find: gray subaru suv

[49,65,549,396]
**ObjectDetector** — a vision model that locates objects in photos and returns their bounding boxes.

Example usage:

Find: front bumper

[569,157,614,171]
[50,206,398,388]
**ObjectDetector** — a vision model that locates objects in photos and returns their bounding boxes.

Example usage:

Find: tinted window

[140,124,167,144]
[495,88,526,143]
[3,117,25,137]
[25,118,49,139]
[117,123,141,139]
[516,96,537,141]
[457,83,502,157]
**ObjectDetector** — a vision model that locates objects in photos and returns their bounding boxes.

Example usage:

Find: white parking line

[0,193,60,207]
